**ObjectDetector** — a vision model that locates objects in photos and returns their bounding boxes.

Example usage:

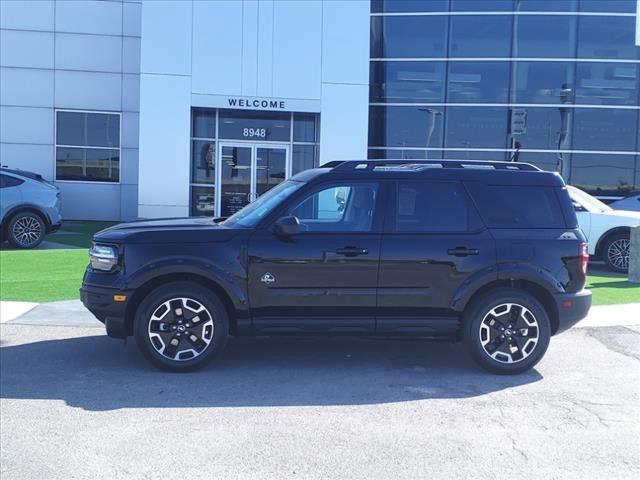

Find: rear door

[376,180,496,334]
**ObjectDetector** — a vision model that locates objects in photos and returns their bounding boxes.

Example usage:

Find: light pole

[418,108,442,159]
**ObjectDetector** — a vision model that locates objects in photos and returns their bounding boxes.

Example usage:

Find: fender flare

[2,203,50,227]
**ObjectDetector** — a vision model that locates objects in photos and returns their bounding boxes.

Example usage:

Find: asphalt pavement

[1,314,639,479]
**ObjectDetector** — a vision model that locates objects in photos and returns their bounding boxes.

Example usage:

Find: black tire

[461,288,551,375]
[7,211,46,249]
[134,281,228,372]
[602,232,630,273]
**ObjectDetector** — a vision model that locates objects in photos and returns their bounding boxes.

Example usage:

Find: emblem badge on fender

[260,272,276,284]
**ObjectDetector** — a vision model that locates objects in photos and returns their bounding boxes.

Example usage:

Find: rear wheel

[462,288,551,375]
[602,232,630,273]
[134,281,228,372]
[7,212,46,249]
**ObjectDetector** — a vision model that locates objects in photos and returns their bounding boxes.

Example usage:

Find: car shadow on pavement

[0,334,542,411]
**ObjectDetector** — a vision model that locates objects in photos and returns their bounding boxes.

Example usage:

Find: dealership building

[1,0,639,221]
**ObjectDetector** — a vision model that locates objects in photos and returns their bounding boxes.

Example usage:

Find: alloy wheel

[479,303,540,364]
[11,215,43,247]
[607,238,630,271]
[147,297,215,361]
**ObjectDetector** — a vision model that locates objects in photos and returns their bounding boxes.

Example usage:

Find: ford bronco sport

[81,160,592,374]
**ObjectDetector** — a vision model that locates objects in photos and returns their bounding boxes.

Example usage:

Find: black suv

[81,160,592,374]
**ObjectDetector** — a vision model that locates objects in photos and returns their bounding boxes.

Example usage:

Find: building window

[55,111,120,183]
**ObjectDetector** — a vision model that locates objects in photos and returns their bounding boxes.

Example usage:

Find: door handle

[336,247,369,257]
[447,247,479,257]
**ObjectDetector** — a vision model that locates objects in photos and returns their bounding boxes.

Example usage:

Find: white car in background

[609,193,640,212]
[568,186,640,273]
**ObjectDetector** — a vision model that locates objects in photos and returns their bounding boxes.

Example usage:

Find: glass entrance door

[217,143,289,217]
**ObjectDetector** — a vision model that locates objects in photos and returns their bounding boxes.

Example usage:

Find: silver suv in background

[0,168,62,248]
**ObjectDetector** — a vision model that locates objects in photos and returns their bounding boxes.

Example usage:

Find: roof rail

[324,159,541,172]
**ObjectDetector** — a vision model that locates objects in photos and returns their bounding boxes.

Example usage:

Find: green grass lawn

[586,270,640,306]
[47,221,117,248]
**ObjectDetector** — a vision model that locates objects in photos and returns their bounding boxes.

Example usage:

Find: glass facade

[190,108,320,216]
[369,0,640,197]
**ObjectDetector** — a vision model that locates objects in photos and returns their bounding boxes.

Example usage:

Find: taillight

[580,243,589,276]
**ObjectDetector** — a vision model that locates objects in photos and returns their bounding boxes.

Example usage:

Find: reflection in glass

[570,154,636,195]
[219,110,290,142]
[579,0,637,13]
[451,0,514,10]
[192,109,216,138]
[370,16,448,58]
[443,149,508,160]
[191,140,215,184]
[293,113,317,142]
[512,61,575,103]
[575,63,640,106]
[519,0,577,11]
[56,147,84,180]
[256,148,287,197]
[56,112,84,145]
[514,15,577,58]
[577,16,640,60]
[56,147,119,182]
[220,146,252,217]
[572,108,638,151]
[449,15,512,57]
[86,114,119,147]
[517,152,563,172]
[511,108,565,150]
[369,106,444,149]
[368,148,444,159]
[370,61,446,103]
[371,0,449,13]
[191,186,215,216]
[447,61,509,102]
[444,107,509,149]
[292,145,317,174]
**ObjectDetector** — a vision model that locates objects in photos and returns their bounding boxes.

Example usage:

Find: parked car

[81,160,592,374]
[567,186,640,273]
[609,193,640,212]
[0,168,62,248]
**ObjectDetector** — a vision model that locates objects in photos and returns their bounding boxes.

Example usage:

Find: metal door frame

[216,142,290,217]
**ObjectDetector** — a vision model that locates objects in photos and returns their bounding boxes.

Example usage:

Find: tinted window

[0,174,24,188]
[370,61,446,103]
[514,15,577,58]
[447,61,510,102]
[218,109,290,142]
[292,145,317,175]
[575,63,639,106]
[192,109,216,138]
[579,0,637,13]
[571,108,638,151]
[570,153,636,196]
[449,15,512,57]
[577,16,640,60]
[293,113,317,142]
[371,16,448,58]
[289,184,378,232]
[451,0,514,10]
[369,106,444,148]
[467,184,566,228]
[512,62,575,103]
[191,140,215,184]
[395,181,479,232]
[519,0,577,11]
[444,106,509,149]
[371,0,449,13]
[511,107,565,150]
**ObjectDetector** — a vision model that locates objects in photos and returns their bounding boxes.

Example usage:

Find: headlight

[89,244,118,271]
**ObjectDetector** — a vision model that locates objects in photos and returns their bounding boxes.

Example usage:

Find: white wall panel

[138,73,191,217]
[319,83,369,165]
[55,0,122,36]
[140,0,191,75]
[272,0,322,100]
[256,0,274,97]
[123,1,142,37]
[120,184,139,221]
[0,143,54,179]
[322,0,369,85]
[55,33,122,72]
[242,0,259,96]
[120,148,139,185]
[0,68,53,107]
[0,30,53,69]
[54,71,122,111]
[121,112,139,149]
[0,106,53,145]
[123,37,141,74]
[56,182,121,220]
[191,0,243,95]
[0,0,54,31]
[122,74,140,112]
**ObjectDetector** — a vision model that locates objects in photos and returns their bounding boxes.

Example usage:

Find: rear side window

[395,181,481,232]
[0,174,24,188]
[467,184,566,228]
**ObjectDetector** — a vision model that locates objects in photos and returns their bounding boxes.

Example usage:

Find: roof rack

[323,159,540,172]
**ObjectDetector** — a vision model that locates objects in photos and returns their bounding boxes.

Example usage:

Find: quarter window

[55,111,120,183]
[0,174,24,188]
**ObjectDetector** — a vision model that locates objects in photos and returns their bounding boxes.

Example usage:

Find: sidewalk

[1,299,638,328]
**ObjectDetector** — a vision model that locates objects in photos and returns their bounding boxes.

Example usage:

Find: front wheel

[462,288,551,375]
[7,212,45,248]
[134,281,228,372]
[602,232,630,273]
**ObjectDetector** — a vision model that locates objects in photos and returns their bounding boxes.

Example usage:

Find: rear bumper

[80,284,132,339]
[554,289,592,334]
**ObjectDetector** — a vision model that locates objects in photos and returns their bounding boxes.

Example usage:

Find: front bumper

[80,284,132,339]
[554,289,592,334]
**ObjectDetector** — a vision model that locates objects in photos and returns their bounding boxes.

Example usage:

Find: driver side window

[289,183,378,232]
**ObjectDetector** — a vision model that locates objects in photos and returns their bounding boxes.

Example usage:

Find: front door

[217,143,289,217]
[247,182,383,334]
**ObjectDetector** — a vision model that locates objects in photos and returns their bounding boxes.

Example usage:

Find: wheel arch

[2,205,49,236]
[124,272,240,337]
[594,227,630,259]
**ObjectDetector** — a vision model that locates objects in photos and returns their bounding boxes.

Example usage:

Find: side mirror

[572,201,585,212]
[273,216,300,237]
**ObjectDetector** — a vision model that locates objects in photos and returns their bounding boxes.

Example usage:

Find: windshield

[223,180,304,228]
[567,185,612,213]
